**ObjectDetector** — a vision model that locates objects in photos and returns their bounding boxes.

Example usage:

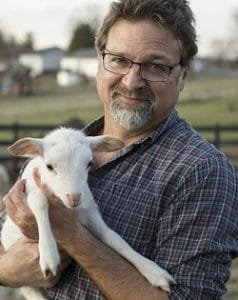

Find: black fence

[196,125,238,147]
[0,123,238,180]
[0,124,56,180]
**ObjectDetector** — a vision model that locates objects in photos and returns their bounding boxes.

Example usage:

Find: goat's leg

[82,209,174,292]
[20,286,48,300]
[27,191,60,277]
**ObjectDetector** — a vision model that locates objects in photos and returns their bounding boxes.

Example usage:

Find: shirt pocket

[98,184,161,258]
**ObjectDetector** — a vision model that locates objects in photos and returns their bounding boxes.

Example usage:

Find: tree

[230,10,238,60]
[211,9,238,61]
[0,29,8,59]
[68,22,95,51]
[0,28,35,59]
[22,32,34,51]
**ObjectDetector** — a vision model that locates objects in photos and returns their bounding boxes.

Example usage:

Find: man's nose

[121,64,146,90]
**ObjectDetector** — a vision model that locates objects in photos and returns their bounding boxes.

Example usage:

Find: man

[0,0,238,299]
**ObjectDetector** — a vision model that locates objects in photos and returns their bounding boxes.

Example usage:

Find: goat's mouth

[66,193,81,208]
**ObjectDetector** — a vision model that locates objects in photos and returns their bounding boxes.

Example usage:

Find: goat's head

[8,127,125,208]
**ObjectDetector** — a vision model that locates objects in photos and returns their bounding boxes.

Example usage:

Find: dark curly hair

[95,0,198,65]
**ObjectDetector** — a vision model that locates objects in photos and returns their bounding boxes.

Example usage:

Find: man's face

[96,19,189,132]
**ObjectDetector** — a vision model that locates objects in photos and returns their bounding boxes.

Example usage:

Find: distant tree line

[211,9,238,62]
[1,6,236,62]
[0,30,34,60]
[67,2,100,52]
[0,21,96,60]
[68,22,96,52]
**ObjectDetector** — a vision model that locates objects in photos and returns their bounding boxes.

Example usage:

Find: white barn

[19,47,65,77]
[60,48,98,79]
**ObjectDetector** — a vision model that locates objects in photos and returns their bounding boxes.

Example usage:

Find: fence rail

[0,123,238,179]
[195,125,238,148]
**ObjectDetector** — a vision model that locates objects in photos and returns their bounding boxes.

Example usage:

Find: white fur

[1,127,174,300]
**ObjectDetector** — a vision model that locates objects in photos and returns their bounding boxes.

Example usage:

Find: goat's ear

[88,135,125,152]
[8,138,43,157]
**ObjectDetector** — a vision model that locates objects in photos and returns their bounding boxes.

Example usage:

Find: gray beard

[110,99,154,131]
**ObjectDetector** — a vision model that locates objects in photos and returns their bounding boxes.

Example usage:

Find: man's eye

[112,57,128,65]
[46,164,54,171]
[149,63,168,73]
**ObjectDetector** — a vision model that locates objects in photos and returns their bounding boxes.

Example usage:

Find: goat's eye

[46,164,54,171]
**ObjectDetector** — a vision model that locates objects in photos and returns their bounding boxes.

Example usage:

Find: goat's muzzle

[66,193,81,208]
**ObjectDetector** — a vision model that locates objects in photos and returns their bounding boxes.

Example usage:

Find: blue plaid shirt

[1,109,238,299]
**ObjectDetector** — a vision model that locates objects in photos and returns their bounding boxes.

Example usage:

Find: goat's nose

[67,193,81,208]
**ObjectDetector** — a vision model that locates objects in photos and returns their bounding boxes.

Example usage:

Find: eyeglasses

[102,50,181,82]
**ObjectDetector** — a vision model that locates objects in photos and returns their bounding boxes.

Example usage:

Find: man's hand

[0,237,70,288]
[3,180,38,239]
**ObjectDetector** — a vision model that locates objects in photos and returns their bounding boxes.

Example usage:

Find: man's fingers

[4,180,30,219]
[3,180,38,239]
[3,179,25,206]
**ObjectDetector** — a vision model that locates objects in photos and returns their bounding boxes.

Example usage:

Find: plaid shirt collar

[84,109,180,146]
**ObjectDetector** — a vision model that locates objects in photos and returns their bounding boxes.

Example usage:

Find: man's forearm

[0,245,4,255]
[61,223,169,300]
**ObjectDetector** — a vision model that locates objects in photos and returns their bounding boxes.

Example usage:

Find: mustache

[111,83,155,102]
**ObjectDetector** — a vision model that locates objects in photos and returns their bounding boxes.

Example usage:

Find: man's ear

[178,65,190,92]
[8,138,43,157]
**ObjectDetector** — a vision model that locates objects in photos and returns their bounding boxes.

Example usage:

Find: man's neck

[102,117,158,146]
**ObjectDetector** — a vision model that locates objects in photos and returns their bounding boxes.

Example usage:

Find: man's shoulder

[152,114,221,163]
[147,114,237,183]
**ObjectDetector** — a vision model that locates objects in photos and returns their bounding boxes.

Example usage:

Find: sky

[0,0,237,57]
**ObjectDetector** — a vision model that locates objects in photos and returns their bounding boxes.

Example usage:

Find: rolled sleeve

[155,156,238,299]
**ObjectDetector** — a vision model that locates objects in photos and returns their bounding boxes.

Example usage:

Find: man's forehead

[106,20,181,62]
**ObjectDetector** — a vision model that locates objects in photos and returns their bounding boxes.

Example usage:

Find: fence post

[13,122,19,141]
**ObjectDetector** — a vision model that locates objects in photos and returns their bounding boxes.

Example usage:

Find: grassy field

[1,74,238,126]
[0,74,238,298]
[1,74,238,166]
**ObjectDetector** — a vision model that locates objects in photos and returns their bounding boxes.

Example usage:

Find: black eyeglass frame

[101,50,181,82]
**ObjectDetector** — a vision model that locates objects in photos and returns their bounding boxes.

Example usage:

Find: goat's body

[1,158,59,300]
[1,128,173,300]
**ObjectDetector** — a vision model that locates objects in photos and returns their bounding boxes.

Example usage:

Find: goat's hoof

[148,268,175,292]
[140,260,175,292]
[42,269,56,278]
[40,255,60,278]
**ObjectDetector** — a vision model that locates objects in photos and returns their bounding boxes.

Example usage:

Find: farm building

[60,48,97,79]
[18,47,65,77]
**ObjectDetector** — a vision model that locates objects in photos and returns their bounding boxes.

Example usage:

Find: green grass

[1,74,238,126]
[225,259,238,300]
[0,82,102,125]
[178,75,238,126]
[177,96,238,126]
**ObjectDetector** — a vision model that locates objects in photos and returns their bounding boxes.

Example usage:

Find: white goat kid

[1,127,174,300]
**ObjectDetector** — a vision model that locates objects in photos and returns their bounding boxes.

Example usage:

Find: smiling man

[1,1,238,299]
